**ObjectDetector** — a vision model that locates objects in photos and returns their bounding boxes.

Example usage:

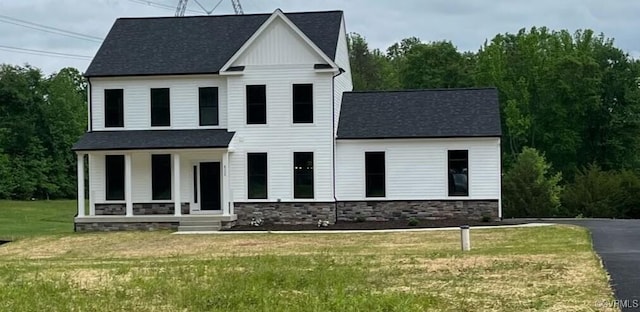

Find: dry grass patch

[0,225,616,311]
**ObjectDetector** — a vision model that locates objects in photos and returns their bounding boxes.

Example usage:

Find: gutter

[332,68,345,223]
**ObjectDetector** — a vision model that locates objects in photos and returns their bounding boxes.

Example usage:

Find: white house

[72,9,501,231]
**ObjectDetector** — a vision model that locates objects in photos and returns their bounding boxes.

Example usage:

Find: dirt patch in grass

[227,219,522,231]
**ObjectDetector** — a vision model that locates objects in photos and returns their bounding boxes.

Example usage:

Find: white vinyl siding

[227,65,334,202]
[335,138,501,201]
[332,17,353,134]
[232,17,325,66]
[88,150,226,205]
[90,75,227,131]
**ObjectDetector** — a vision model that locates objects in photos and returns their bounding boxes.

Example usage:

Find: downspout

[87,78,93,132]
[332,68,345,223]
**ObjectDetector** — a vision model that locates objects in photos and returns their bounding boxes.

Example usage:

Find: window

[365,152,385,197]
[293,84,313,123]
[246,85,266,124]
[199,87,219,126]
[151,88,170,126]
[247,153,267,199]
[294,152,314,199]
[105,155,125,200]
[104,89,124,127]
[448,150,468,196]
[152,154,172,200]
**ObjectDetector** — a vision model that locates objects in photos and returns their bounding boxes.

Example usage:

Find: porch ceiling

[72,129,235,151]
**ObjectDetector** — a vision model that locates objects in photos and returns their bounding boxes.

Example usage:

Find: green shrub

[563,166,640,218]
[503,147,563,218]
[562,164,620,218]
[407,218,419,226]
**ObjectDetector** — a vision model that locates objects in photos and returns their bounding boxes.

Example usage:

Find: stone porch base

[74,215,237,232]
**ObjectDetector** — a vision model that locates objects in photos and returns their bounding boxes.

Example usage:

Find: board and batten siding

[335,138,501,201]
[232,17,325,66]
[90,75,227,131]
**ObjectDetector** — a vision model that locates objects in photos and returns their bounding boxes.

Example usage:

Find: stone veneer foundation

[337,200,499,222]
[234,200,498,225]
[80,200,498,230]
[234,202,336,225]
[75,222,178,232]
[94,203,190,215]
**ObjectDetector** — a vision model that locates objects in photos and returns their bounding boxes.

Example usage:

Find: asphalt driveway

[550,220,640,310]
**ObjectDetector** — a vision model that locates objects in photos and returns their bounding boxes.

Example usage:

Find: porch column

[88,155,95,216]
[76,153,85,217]
[174,153,182,216]
[125,153,133,217]
[222,151,230,215]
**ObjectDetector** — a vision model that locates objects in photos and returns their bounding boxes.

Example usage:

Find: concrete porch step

[177,225,221,232]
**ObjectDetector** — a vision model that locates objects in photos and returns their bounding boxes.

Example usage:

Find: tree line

[0,66,86,199]
[2,26,640,218]
[348,27,640,218]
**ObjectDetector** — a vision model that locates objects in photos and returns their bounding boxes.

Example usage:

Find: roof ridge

[116,10,343,21]
[345,87,497,94]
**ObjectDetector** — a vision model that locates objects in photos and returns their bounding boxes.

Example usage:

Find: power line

[0,45,93,60]
[0,14,103,42]
[127,0,201,14]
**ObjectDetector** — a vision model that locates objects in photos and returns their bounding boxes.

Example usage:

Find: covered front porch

[72,129,237,231]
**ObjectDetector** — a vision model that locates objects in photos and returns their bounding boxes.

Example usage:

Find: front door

[199,162,221,211]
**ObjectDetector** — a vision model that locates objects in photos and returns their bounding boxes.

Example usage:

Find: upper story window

[246,85,266,124]
[105,155,125,201]
[247,153,267,199]
[293,84,313,123]
[448,150,469,196]
[151,88,170,127]
[365,152,385,197]
[294,152,314,199]
[199,87,219,126]
[152,154,172,200]
[104,89,124,128]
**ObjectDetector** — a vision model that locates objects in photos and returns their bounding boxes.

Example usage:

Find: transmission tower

[175,0,243,16]
[175,0,188,16]
[230,0,244,14]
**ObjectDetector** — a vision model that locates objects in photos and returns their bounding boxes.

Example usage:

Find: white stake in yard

[461,225,471,251]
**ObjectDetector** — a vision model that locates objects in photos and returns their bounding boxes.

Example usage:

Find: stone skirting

[234,202,336,225]
[75,222,178,232]
[133,203,190,215]
[94,203,190,215]
[337,200,499,222]
[94,204,126,215]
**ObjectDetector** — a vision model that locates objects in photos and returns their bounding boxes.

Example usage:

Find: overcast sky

[1,0,639,74]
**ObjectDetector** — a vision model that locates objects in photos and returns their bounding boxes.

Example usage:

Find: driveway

[550,220,640,310]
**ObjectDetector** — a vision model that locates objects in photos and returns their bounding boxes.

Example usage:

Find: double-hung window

[151,88,170,127]
[448,150,469,196]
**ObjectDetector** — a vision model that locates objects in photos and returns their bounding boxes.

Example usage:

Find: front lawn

[0,200,76,240]
[0,226,615,311]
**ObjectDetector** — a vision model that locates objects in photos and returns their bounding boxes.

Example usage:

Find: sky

[1,0,639,74]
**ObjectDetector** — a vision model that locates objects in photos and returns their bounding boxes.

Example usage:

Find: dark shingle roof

[337,88,502,139]
[72,129,235,151]
[85,11,343,77]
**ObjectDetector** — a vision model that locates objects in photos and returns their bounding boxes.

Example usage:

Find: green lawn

[0,200,77,240]
[0,220,617,311]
